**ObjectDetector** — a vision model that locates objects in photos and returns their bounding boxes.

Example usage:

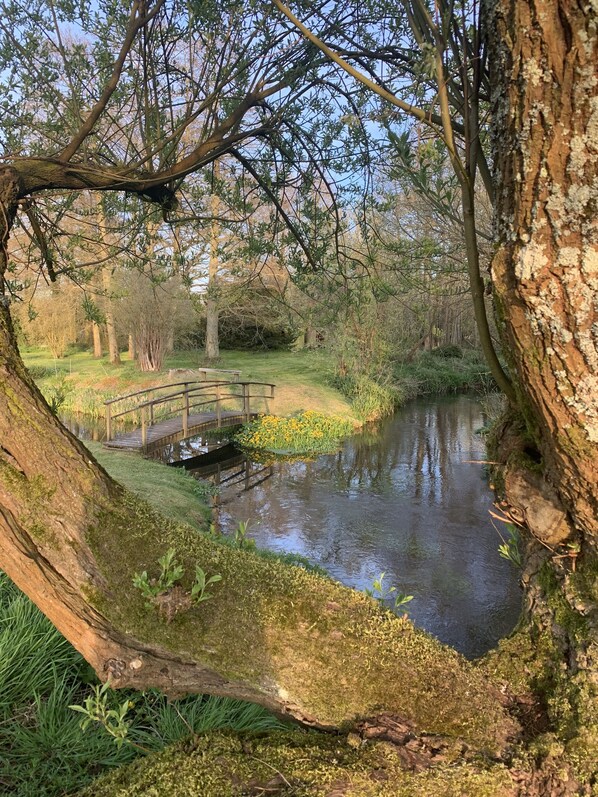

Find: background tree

[273,0,514,401]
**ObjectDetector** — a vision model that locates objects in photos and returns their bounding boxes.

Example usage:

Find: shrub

[329,373,401,421]
[393,350,494,396]
[235,411,354,454]
[431,343,463,358]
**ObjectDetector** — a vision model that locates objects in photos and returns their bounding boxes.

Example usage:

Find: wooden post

[265,384,275,415]
[243,382,250,421]
[141,405,147,449]
[183,383,189,437]
[216,383,221,427]
[149,402,154,427]
[105,403,112,442]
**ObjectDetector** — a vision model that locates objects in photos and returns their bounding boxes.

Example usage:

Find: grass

[0,451,286,796]
[22,346,495,440]
[22,347,355,421]
[87,442,213,532]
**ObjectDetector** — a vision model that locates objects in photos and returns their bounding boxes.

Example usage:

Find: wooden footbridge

[103,377,275,454]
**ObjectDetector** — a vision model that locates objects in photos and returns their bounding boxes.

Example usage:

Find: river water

[63,394,522,658]
[171,395,522,659]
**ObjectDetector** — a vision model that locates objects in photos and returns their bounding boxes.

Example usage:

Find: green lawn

[22,347,355,420]
[87,442,212,532]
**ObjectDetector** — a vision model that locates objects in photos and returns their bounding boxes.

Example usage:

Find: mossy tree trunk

[485,0,598,763]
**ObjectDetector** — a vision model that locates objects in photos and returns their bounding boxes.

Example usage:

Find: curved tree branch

[59,0,166,162]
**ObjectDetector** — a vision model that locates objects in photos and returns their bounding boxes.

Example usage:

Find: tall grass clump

[332,374,401,421]
[0,572,286,797]
[235,410,354,454]
[394,349,496,396]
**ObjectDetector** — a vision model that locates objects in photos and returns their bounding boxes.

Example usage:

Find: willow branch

[59,0,166,162]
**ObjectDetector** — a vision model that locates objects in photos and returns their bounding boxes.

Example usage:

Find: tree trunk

[304,326,318,348]
[104,301,121,365]
[485,0,598,764]
[488,0,598,543]
[128,332,136,361]
[91,322,103,359]
[97,200,121,366]
[205,160,221,361]
[204,296,219,360]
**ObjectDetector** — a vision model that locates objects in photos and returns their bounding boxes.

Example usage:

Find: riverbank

[23,346,494,429]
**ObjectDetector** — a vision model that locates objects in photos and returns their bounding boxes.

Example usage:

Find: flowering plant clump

[235,411,354,454]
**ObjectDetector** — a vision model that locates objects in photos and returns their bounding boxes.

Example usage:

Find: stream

[163,395,522,659]
[63,394,522,658]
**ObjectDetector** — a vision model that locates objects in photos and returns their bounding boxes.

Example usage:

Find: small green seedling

[365,573,413,613]
[497,525,522,568]
[233,519,255,550]
[69,681,132,748]
[132,547,185,604]
[393,592,414,611]
[133,548,222,619]
[191,566,222,604]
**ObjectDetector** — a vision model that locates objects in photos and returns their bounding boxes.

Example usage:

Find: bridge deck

[103,410,256,453]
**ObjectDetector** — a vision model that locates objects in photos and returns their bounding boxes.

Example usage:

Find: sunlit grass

[86,442,213,532]
[22,347,355,421]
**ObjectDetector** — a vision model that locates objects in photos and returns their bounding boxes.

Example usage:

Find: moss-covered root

[77,730,513,797]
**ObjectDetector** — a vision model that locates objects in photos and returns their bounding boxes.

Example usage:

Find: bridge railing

[104,381,275,446]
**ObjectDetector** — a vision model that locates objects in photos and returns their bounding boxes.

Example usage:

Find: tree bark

[486,1,598,757]
[488,0,598,544]
[92,322,103,358]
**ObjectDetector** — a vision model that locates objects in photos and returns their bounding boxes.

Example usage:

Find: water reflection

[60,413,107,442]
[178,395,521,658]
[171,443,274,497]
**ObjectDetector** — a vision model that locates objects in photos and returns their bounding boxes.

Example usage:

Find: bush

[329,373,401,421]
[431,344,463,358]
[393,350,494,396]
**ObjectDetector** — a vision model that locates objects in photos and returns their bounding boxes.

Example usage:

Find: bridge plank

[103,410,257,453]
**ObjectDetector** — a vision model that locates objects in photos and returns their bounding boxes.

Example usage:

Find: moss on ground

[85,488,516,752]
[478,579,598,790]
[77,730,513,797]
